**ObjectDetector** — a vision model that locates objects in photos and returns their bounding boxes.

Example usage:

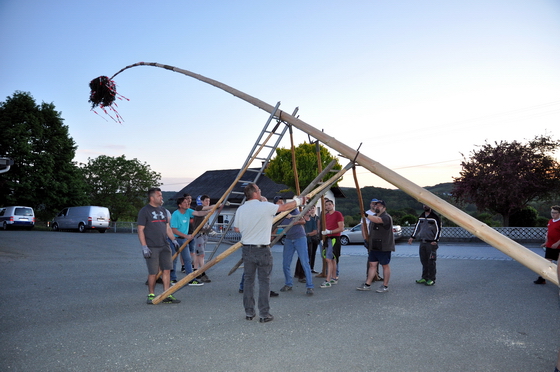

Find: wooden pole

[106,62,558,285]
[269,159,338,247]
[289,125,301,196]
[167,118,281,262]
[353,165,368,242]
[152,162,353,304]
[315,141,328,278]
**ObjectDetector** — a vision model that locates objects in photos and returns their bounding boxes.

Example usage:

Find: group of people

[137,187,560,369]
[137,188,215,305]
[136,184,445,313]
[136,187,559,327]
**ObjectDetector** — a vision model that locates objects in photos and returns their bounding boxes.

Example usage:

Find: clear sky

[1,1,559,192]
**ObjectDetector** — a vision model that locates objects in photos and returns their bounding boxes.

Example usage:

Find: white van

[0,206,35,230]
[52,206,111,233]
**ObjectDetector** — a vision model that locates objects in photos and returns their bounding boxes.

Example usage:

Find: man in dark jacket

[356,200,395,293]
[408,204,442,286]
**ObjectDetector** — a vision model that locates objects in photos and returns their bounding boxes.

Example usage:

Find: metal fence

[111,221,546,243]
[401,226,547,243]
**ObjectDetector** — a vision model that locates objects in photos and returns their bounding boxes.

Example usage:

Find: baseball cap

[370,198,379,203]
[273,196,284,204]
[375,199,386,207]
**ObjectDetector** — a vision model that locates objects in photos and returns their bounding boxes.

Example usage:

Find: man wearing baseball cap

[357,200,395,293]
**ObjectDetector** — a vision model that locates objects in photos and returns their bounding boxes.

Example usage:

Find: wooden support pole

[152,162,353,304]
[288,125,301,196]
[353,165,369,242]
[165,113,282,265]
[315,141,328,277]
[269,159,338,247]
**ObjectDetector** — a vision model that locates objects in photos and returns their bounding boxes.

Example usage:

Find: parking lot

[0,230,558,371]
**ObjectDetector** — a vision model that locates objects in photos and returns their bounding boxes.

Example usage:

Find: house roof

[171,168,346,204]
[171,168,294,204]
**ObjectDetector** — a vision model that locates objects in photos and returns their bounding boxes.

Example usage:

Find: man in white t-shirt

[234,183,307,323]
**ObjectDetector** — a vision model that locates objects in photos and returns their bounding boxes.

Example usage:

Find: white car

[340,223,402,245]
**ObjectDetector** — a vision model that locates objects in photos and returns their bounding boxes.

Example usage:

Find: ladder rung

[230,191,244,195]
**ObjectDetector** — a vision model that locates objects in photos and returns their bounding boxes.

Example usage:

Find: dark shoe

[162,295,181,304]
[259,315,274,323]
[201,273,211,283]
[270,291,279,297]
[170,280,178,285]
[181,265,185,273]
[356,283,371,291]
[311,270,319,274]
[239,289,244,293]
[279,285,292,292]
[298,278,306,283]
[534,276,546,284]
[306,288,314,296]
[145,278,164,285]
[245,315,254,320]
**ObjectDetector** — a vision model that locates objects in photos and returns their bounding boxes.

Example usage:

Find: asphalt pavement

[0,230,558,372]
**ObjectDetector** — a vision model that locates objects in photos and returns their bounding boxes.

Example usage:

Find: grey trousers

[419,241,437,281]
[242,246,273,318]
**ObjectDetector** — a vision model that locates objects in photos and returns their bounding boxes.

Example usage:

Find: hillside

[336,182,455,218]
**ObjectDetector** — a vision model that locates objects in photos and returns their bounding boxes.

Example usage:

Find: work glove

[142,245,152,258]
[321,229,332,236]
[172,240,180,249]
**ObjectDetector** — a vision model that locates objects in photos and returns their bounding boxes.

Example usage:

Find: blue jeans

[283,236,314,288]
[168,238,178,281]
[242,246,273,318]
[175,238,193,278]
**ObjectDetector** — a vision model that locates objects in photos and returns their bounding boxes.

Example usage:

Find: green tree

[452,135,560,226]
[265,142,342,193]
[81,155,161,221]
[0,91,88,220]
[400,214,418,226]
[509,206,539,227]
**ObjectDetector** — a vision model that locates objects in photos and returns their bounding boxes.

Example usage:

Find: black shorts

[544,248,559,261]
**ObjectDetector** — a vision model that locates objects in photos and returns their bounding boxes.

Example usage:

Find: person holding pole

[534,205,560,285]
[233,183,307,323]
[306,205,321,274]
[138,187,181,304]
[357,200,395,293]
[279,206,315,296]
[320,199,344,288]
[408,204,442,286]
[192,194,219,283]
[170,195,203,286]
[364,198,383,282]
